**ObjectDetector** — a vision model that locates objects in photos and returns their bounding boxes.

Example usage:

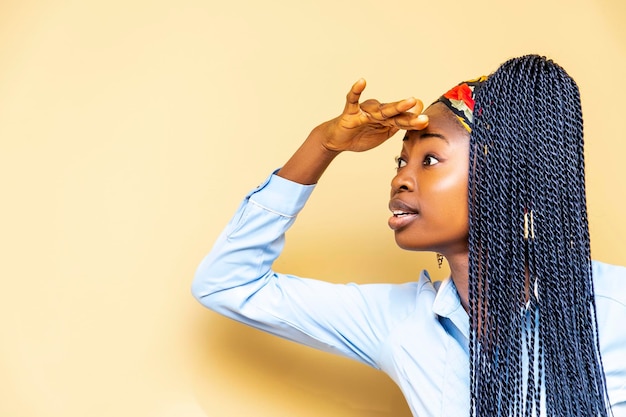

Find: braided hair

[466,55,611,416]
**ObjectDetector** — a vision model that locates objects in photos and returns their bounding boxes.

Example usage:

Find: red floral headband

[434,76,487,132]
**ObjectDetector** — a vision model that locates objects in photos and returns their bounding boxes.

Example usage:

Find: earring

[436,253,444,269]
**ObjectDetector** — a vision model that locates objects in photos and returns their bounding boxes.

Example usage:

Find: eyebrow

[403,132,449,144]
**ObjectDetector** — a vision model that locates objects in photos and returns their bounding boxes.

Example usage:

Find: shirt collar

[432,277,470,340]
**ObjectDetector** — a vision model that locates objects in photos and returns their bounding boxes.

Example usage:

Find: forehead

[404,102,469,142]
[424,103,468,133]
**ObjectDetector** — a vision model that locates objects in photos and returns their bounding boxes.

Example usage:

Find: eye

[395,156,407,169]
[423,155,440,166]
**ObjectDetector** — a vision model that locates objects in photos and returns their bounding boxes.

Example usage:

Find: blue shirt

[192,172,626,417]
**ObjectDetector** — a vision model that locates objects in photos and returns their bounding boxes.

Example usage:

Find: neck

[445,252,470,312]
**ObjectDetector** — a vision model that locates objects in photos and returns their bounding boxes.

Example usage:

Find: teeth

[393,210,410,216]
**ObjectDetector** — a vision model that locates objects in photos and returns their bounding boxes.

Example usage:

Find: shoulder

[592,260,626,306]
[591,261,626,410]
[358,270,438,312]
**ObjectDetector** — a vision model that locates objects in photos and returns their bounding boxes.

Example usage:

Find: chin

[393,235,431,252]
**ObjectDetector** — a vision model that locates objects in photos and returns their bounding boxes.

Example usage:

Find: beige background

[1,0,625,416]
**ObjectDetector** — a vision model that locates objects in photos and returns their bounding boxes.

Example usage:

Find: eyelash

[423,155,439,166]
[394,154,440,169]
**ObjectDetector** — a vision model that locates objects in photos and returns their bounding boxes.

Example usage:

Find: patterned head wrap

[434,76,488,132]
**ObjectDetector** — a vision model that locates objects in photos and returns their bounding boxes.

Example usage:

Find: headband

[434,76,487,132]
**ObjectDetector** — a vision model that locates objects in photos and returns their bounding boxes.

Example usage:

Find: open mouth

[392,210,417,217]
[388,208,419,231]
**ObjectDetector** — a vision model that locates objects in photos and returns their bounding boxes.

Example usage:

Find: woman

[192,55,626,416]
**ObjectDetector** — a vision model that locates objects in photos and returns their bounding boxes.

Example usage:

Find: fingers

[396,113,430,130]
[361,98,429,130]
[372,97,421,117]
[344,78,367,115]
[342,79,430,130]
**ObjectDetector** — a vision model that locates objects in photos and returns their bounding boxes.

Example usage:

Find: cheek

[434,167,468,197]
[432,169,469,220]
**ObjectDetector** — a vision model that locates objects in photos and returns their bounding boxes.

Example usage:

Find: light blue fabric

[192,172,626,417]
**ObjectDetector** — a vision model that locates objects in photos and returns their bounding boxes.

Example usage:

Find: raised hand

[277,79,428,185]
[319,78,429,153]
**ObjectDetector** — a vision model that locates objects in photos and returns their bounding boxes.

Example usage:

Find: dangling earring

[436,253,444,269]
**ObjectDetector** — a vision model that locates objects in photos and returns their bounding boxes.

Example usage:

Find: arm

[192,80,428,365]
[191,176,421,367]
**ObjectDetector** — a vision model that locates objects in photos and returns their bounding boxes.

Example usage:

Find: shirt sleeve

[191,172,419,368]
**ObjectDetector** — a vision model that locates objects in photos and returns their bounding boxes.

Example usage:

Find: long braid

[467,55,611,417]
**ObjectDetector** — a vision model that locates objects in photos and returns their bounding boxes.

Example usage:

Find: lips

[388,199,419,230]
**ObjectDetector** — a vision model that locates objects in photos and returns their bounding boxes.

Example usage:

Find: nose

[390,168,415,194]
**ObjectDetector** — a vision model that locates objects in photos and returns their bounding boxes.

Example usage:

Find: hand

[276,79,429,185]
[319,78,429,153]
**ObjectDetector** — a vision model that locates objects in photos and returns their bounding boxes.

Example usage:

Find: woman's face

[388,103,470,257]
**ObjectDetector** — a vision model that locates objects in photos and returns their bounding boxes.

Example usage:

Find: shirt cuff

[247,170,316,217]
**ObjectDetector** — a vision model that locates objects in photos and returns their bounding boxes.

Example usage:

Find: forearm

[276,123,341,185]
